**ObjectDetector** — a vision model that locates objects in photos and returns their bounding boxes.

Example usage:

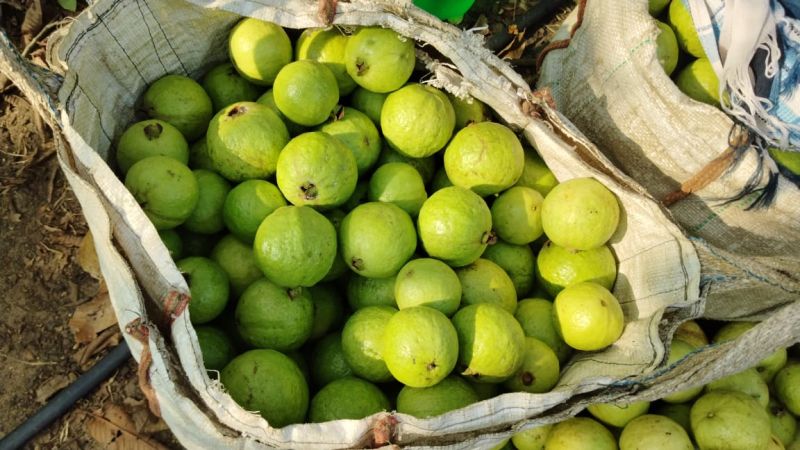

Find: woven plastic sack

[538,0,800,321]
[0,0,794,448]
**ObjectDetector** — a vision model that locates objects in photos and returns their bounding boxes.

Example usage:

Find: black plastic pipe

[0,342,131,450]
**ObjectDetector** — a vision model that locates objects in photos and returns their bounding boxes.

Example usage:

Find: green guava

[456,258,518,313]
[381,83,455,158]
[124,156,198,230]
[349,86,387,125]
[775,362,800,416]
[188,137,215,171]
[452,303,525,383]
[448,93,489,130]
[116,119,189,174]
[417,186,493,267]
[668,0,706,58]
[253,206,337,287]
[545,417,617,450]
[347,274,397,309]
[656,20,679,76]
[619,414,693,450]
[705,367,770,408]
[159,229,183,260]
[674,320,709,349]
[142,74,213,141]
[311,332,353,388]
[367,162,428,216]
[396,375,479,418]
[318,106,381,175]
[713,322,788,382]
[345,27,415,93]
[220,349,308,427]
[341,305,397,383]
[183,169,231,234]
[202,62,261,112]
[222,179,286,244]
[769,398,798,447]
[210,234,262,297]
[511,424,553,450]
[255,89,306,136]
[376,145,437,184]
[587,400,650,428]
[690,390,772,450]
[194,324,235,373]
[514,298,572,364]
[296,27,357,95]
[394,258,461,316]
[444,122,525,196]
[339,202,417,278]
[490,186,544,245]
[273,60,339,126]
[276,131,358,208]
[503,337,560,393]
[382,306,458,387]
[228,18,292,85]
[235,279,313,351]
[541,177,620,251]
[553,282,624,351]
[662,339,704,403]
[177,256,229,324]
[308,284,345,340]
[309,376,390,422]
[536,241,617,297]
[481,239,535,298]
[675,58,720,107]
[515,150,559,196]
[206,101,289,181]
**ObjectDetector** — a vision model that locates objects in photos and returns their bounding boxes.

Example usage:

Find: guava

[417,186,493,267]
[222,179,286,244]
[286,350,311,386]
[655,20,679,76]
[448,93,489,130]
[311,332,353,388]
[481,239,536,297]
[253,206,337,287]
[309,376,390,422]
[194,325,235,373]
[775,362,800,416]
[124,156,198,230]
[690,390,772,450]
[296,27,357,95]
[452,303,525,383]
[235,279,313,351]
[652,402,693,434]
[541,177,620,251]
[545,417,617,450]
[255,89,306,136]
[276,131,358,208]
[318,106,381,175]
[376,145,437,184]
[159,229,183,260]
[675,58,720,107]
[177,256,229,324]
[515,149,558,196]
[341,305,397,382]
[503,337,560,393]
[536,241,617,297]
[619,414,693,450]
[210,234,263,297]
[367,162,428,216]
[345,27,415,93]
[468,378,501,400]
[347,274,397,310]
[713,322,788,382]
[553,282,624,351]
[674,319,708,349]
[228,18,292,85]
[202,62,261,112]
[705,367,770,408]
[382,306,459,387]
[321,209,351,282]
[183,169,231,234]
[456,258,518,313]
[662,339,704,403]
[514,298,572,364]
[188,137,215,171]
[394,258,461,316]
[220,349,308,427]
[649,0,670,16]
[431,167,454,192]
[587,400,650,428]
[308,284,345,340]
[381,83,455,158]
[274,60,339,126]
[668,0,706,58]
[444,122,525,196]
[511,424,552,450]
[349,86,387,125]
[339,202,417,278]
[206,101,289,182]
[490,186,544,245]
[769,398,798,447]
[342,180,369,212]
[116,119,189,174]
[396,376,479,418]
[142,74,213,141]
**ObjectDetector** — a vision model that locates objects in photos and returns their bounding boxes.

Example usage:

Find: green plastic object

[413,0,475,21]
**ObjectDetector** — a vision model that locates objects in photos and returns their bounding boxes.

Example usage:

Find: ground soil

[0,1,571,448]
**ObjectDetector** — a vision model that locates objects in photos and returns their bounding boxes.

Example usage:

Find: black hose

[0,342,131,450]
